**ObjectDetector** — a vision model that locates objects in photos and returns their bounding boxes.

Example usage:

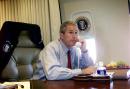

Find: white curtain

[0,0,61,45]
[49,0,61,41]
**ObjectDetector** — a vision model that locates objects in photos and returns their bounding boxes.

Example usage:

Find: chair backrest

[0,22,44,81]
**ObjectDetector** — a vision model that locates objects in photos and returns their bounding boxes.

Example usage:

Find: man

[33,21,95,80]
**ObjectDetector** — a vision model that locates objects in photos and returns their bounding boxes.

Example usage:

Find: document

[0,81,30,89]
[73,72,114,81]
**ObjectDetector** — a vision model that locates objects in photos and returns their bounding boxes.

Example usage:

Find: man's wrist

[81,49,88,53]
[81,68,85,74]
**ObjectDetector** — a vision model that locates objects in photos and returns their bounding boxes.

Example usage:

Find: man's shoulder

[47,40,60,47]
[44,40,61,51]
[40,40,60,53]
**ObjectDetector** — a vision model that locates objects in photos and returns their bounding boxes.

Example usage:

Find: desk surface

[31,79,130,89]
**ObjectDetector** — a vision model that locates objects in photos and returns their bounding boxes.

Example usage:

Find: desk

[30,79,130,89]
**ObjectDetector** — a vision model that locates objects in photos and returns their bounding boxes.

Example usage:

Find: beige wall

[59,0,130,64]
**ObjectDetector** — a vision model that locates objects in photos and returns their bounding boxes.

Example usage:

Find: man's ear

[60,33,64,39]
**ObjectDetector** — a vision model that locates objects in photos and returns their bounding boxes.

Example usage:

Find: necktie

[67,50,72,69]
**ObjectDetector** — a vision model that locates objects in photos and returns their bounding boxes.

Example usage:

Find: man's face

[60,25,79,48]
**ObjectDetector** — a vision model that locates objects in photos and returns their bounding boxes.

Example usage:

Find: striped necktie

[67,50,72,69]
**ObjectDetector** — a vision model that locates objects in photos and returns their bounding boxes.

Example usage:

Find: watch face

[76,16,91,32]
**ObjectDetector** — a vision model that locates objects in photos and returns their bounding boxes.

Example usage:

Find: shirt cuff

[81,49,88,53]
[71,69,82,76]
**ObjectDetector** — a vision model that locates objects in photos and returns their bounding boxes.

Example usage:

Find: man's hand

[79,39,88,52]
[81,66,96,75]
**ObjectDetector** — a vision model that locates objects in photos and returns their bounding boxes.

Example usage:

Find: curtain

[0,0,61,45]
[49,0,61,41]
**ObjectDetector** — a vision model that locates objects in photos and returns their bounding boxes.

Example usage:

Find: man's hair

[60,21,77,33]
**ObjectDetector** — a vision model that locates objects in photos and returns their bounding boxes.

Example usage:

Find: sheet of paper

[92,72,115,77]
[1,81,30,89]
[0,83,17,89]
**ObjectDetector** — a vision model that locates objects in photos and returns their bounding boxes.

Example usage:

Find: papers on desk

[91,72,114,77]
[107,69,130,79]
[73,72,114,81]
[0,81,30,89]
[0,84,16,89]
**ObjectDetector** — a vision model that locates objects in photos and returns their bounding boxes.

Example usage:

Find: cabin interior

[0,0,129,68]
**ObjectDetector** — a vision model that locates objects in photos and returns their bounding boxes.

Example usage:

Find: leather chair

[0,22,44,81]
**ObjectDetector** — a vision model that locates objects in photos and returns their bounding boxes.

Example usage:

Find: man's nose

[74,36,79,42]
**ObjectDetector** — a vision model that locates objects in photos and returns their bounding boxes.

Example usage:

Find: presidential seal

[75,16,91,32]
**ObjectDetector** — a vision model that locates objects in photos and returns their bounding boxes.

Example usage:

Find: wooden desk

[30,79,130,89]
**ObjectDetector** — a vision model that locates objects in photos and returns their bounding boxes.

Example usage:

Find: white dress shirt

[33,39,94,80]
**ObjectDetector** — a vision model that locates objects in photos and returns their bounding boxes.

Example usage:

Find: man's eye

[75,32,78,34]
[69,32,78,34]
[69,32,73,34]
[68,31,78,35]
